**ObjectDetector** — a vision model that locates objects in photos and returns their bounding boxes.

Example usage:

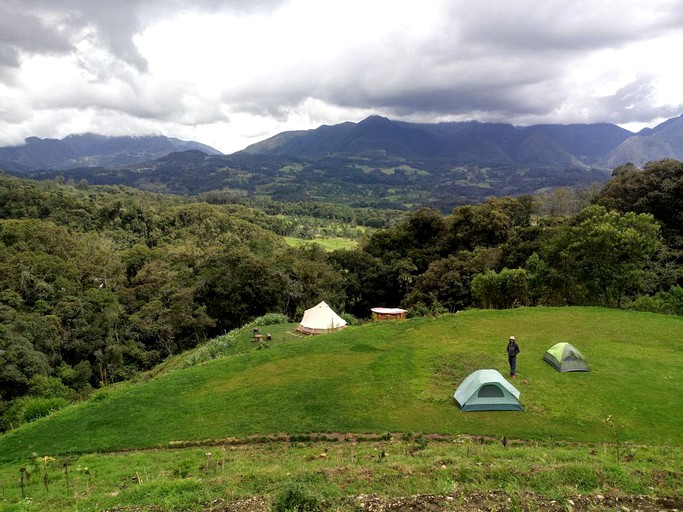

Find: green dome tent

[543,342,590,372]
[453,369,523,411]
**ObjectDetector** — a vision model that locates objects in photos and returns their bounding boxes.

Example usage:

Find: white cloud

[0,0,681,153]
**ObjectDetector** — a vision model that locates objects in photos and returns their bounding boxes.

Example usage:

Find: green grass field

[283,236,358,251]
[0,307,682,511]
[1,307,681,464]
[1,438,680,511]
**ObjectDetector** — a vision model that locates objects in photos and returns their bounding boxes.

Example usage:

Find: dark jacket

[507,341,520,358]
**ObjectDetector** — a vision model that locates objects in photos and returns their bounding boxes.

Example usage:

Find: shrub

[183,334,235,368]
[1,396,70,429]
[273,480,324,512]
[28,375,78,401]
[472,268,529,309]
[246,313,290,327]
[626,294,668,314]
[182,312,290,368]
[626,286,683,316]
[406,301,447,318]
[339,312,359,326]
[92,389,109,401]
[23,397,70,422]
[414,434,429,451]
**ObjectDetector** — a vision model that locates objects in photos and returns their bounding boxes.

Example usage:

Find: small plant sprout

[62,462,70,493]
[76,465,92,494]
[604,414,622,461]
[26,453,41,481]
[42,456,55,495]
[19,467,26,498]
[409,434,429,456]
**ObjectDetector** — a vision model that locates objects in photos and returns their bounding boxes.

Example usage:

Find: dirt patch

[201,492,683,512]
[355,493,683,511]
[204,496,268,511]
[162,432,523,451]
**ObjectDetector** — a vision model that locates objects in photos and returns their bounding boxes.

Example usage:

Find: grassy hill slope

[1,307,681,463]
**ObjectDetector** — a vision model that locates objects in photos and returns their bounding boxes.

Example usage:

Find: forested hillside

[0,133,221,171]
[7,114,683,211]
[1,159,682,433]
[16,150,610,211]
[239,115,633,166]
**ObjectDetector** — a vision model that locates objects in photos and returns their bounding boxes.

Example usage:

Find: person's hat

[509,336,515,340]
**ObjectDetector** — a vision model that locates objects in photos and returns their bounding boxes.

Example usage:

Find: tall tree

[531,205,661,307]
[404,248,501,312]
[195,249,288,333]
[596,159,683,249]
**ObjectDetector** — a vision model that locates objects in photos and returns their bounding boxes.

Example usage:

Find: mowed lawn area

[0,307,681,463]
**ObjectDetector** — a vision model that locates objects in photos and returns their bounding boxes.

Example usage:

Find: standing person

[507,336,520,378]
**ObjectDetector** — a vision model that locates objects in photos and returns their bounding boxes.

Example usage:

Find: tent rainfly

[296,301,348,335]
[453,369,523,412]
[543,342,590,372]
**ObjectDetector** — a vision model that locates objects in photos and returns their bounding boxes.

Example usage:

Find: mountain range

[2,114,683,174]
[239,114,683,169]
[0,133,221,172]
[2,114,683,209]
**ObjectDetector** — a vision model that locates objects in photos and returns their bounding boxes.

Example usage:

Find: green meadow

[284,236,359,251]
[0,307,681,511]
[1,307,681,461]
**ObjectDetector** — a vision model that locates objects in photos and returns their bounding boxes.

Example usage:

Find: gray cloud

[452,0,683,52]
[590,77,683,124]
[221,18,571,121]
[1,0,682,152]
[236,1,682,130]
[2,0,288,70]
[0,3,74,66]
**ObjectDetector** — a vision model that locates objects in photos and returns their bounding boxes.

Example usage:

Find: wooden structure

[371,307,408,321]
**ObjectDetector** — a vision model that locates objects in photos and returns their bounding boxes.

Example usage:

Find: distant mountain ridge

[2,115,682,173]
[603,114,683,168]
[3,114,683,211]
[240,114,683,168]
[0,133,221,171]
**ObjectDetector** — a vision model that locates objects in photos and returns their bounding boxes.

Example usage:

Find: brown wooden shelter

[371,307,408,321]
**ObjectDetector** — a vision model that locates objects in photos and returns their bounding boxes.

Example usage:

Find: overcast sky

[1,0,682,154]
